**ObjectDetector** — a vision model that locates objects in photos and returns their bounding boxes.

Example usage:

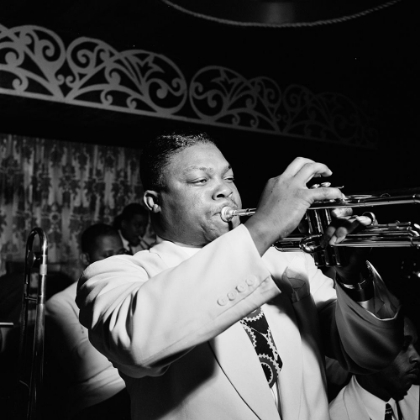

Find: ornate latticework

[0,24,377,148]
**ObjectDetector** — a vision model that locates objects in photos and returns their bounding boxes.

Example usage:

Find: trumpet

[221,192,420,266]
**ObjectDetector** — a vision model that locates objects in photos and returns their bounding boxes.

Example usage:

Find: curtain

[0,133,144,279]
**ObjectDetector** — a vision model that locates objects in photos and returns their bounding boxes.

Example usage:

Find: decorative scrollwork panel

[64,38,188,115]
[0,25,67,97]
[190,67,282,133]
[0,23,377,148]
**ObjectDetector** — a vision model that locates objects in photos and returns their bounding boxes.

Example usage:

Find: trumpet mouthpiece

[221,207,235,222]
[220,206,257,222]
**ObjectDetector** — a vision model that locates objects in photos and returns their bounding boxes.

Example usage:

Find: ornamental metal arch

[0,24,377,148]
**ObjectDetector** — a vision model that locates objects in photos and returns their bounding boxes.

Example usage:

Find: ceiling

[1,0,414,56]
[0,0,417,148]
[1,0,416,82]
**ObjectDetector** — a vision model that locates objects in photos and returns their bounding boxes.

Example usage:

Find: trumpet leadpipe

[220,207,256,222]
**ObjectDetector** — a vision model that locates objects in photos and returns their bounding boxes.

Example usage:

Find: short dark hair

[140,131,216,191]
[120,203,148,221]
[81,223,118,254]
[113,203,148,229]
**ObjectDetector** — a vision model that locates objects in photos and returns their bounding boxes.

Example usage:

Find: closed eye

[191,178,207,185]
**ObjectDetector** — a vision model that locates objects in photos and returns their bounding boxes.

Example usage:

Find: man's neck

[356,374,391,402]
[153,226,206,249]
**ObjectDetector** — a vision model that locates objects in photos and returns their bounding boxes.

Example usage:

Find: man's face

[376,318,420,401]
[157,143,242,247]
[89,233,126,263]
[121,214,148,245]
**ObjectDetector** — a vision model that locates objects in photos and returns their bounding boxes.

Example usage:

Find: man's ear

[144,190,161,213]
[80,252,90,268]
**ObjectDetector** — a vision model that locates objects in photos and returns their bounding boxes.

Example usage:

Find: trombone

[17,227,48,420]
[221,192,420,266]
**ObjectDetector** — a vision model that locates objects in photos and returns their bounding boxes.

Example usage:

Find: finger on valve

[293,160,333,184]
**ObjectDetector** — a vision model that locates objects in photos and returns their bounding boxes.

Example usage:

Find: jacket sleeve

[263,247,403,374]
[306,254,404,374]
[76,225,281,378]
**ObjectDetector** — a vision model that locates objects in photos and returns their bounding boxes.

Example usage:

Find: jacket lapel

[209,322,280,420]
[152,240,281,419]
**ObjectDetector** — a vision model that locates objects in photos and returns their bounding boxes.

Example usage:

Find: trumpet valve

[299,235,323,253]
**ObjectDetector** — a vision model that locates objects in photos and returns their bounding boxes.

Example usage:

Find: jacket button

[217,297,227,306]
[236,283,246,292]
[246,278,255,286]
[227,291,237,301]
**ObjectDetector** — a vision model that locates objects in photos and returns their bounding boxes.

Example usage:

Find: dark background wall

[1,0,418,206]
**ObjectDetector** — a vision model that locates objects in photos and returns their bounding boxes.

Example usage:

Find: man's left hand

[322,207,375,284]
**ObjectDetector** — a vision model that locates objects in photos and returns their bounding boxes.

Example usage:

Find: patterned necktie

[240,307,282,388]
[385,403,397,420]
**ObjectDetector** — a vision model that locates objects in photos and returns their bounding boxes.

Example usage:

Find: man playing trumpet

[77,132,402,420]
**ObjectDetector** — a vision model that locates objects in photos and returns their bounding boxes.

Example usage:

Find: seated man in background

[45,223,130,420]
[329,315,419,420]
[114,202,156,254]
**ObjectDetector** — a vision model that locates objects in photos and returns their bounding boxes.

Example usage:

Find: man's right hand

[244,157,344,256]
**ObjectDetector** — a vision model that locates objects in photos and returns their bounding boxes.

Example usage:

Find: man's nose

[213,180,233,200]
[409,344,420,364]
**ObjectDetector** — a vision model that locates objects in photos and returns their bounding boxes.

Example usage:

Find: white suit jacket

[77,224,402,420]
[329,377,419,420]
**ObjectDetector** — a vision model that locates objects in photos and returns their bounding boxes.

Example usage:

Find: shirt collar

[353,376,398,420]
[155,235,201,257]
[118,230,130,250]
